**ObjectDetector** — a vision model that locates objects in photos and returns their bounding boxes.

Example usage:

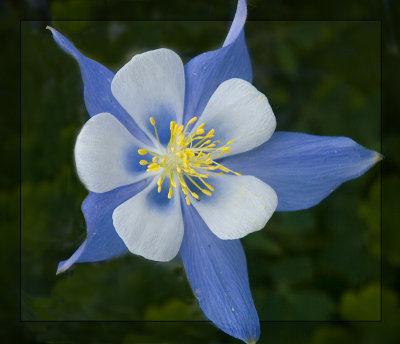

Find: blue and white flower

[48,1,381,343]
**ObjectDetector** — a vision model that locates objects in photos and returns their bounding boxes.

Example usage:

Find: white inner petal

[74,113,151,193]
[112,178,184,261]
[111,48,185,147]
[195,78,276,156]
[190,174,278,240]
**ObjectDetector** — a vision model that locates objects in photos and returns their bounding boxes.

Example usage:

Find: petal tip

[46,25,57,37]
[56,262,68,275]
[374,152,383,163]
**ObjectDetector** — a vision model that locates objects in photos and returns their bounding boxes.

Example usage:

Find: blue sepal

[183,0,252,124]
[180,204,260,343]
[57,179,150,274]
[47,26,151,145]
[221,131,381,211]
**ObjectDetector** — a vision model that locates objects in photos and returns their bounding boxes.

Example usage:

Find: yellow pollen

[202,189,212,196]
[139,116,241,205]
[195,128,205,135]
[188,117,198,124]
[191,192,199,199]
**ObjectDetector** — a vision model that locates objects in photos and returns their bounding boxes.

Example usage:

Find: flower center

[138,116,241,205]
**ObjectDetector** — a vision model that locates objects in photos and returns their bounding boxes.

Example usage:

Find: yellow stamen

[149,117,161,146]
[195,128,205,135]
[138,116,240,205]
[202,189,212,196]
[200,178,214,191]
[188,117,198,125]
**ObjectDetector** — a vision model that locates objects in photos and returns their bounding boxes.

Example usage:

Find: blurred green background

[3,0,400,343]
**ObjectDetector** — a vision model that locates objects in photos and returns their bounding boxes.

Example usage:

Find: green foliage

[339,284,381,320]
[311,327,354,344]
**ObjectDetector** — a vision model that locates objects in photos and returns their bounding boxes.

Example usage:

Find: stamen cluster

[138,117,241,205]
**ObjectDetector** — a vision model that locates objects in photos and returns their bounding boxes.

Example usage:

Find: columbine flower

[48,1,381,343]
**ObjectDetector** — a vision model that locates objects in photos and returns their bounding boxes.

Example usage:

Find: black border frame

[19,18,383,325]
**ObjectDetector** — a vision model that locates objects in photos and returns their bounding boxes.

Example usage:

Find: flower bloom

[74,48,278,261]
[48,1,381,343]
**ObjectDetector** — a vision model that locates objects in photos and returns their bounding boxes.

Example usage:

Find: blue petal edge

[183,0,252,124]
[57,179,150,274]
[46,26,151,146]
[180,203,260,343]
[220,131,382,212]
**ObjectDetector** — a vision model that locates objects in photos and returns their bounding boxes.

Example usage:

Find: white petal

[74,113,150,193]
[111,49,185,146]
[191,174,277,239]
[112,179,184,261]
[195,78,276,156]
